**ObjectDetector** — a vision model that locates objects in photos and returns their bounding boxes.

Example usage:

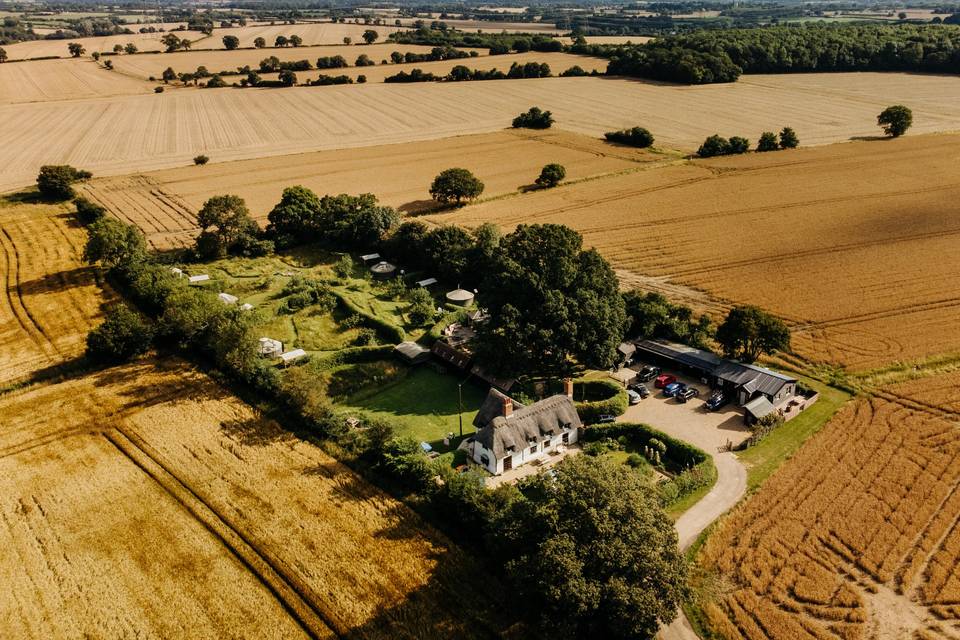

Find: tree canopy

[83,217,147,272]
[535,163,566,188]
[86,304,154,363]
[491,455,687,639]
[222,35,240,50]
[429,168,485,205]
[512,106,554,129]
[604,126,655,148]
[623,291,712,348]
[474,224,627,378]
[877,104,912,137]
[716,305,791,362]
[195,195,261,259]
[37,164,92,200]
[267,187,399,248]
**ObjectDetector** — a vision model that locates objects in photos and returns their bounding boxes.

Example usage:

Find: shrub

[357,74,367,83]
[193,154,209,165]
[604,126,654,148]
[560,65,588,77]
[86,304,154,363]
[779,126,799,148]
[407,287,436,326]
[154,86,164,93]
[534,163,565,188]
[205,74,227,88]
[37,165,92,200]
[280,276,336,314]
[74,196,106,226]
[756,131,779,152]
[333,254,354,279]
[626,453,645,468]
[574,379,628,424]
[512,106,553,129]
[728,136,750,154]
[353,328,376,346]
[697,134,729,158]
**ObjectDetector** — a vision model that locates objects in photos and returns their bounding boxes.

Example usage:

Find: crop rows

[699,397,960,639]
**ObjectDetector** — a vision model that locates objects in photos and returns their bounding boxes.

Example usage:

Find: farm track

[104,427,338,640]
[0,226,57,361]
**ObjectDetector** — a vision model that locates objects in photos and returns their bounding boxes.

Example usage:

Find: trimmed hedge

[330,289,405,344]
[584,421,716,506]
[310,344,395,370]
[575,379,628,424]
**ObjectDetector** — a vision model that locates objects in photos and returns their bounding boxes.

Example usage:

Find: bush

[357,74,367,83]
[205,74,227,88]
[697,134,729,158]
[279,276,336,314]
[154,86,164,93]
[86,304,154,363]
[779,126,799,148]
[604,126,654,148]
[756,131,779,152]
[728,136,750,154]
[626,453,645,468]
[534,163,565,188]
[36,165,92,200]
[333,254,354,279]
[353,328,376,346]
[74,196,106,226]
[193,154,209,165]
[560,65,588,77]
[512,106,553,129]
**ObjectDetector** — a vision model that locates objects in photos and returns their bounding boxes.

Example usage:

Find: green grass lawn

[343,367,486,446]
[736,378,851,491]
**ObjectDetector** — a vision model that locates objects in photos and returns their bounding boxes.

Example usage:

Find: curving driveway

[615,374,750,640]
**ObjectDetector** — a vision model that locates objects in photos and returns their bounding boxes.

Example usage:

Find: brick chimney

[502,396,513,418]
[564,378,574,399]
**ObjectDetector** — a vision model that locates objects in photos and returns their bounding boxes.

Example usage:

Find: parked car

[663,381,686,397]
[654,373,677,389]
[676,387,701,403]
[705,391,729,411]
[636,365,662,382]
[628,382,650,398]
[597,414,616,424]
[627,389,643,405]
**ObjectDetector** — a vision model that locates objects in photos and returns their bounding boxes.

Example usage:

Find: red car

[654,374,677,389]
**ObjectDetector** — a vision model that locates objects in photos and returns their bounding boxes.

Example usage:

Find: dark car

[705,391,729,411]
[636,365,662,382]
[628,382,650,398]
[597,414,616,424]
[663,381,686,397]
[676,387,701,403]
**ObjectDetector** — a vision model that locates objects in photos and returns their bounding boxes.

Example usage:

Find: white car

[627,389,643,405]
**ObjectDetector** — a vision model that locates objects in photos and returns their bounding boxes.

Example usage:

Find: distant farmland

[434,133,960,370]
[0,359,510,639]
[5,72,960,192]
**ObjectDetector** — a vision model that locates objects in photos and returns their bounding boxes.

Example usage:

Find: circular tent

[370,261,397,279]
[445,288,475,306]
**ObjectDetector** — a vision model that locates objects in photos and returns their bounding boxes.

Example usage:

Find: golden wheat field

[212,21,405,48]
[395,17,559,32]
[4,71,960,193]
[111,43,471,80]
[80,129,655,248]
[0,359,509,639]
[0,58,155,103]
[255,50,605,84]
[436,133,960,370]
[698,394,960,640]
[1,29,207,60]
[0,196,110,387]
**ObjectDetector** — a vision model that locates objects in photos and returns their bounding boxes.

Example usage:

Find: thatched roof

[473,388,525,429]
[476,394,581,459]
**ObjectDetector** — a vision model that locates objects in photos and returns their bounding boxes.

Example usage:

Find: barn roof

[476,395,581,460]
[633,339,796,398]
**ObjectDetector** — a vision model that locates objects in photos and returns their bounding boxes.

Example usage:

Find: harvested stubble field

[1,29,205,60]
[255,51,605,85]
[80,129,656,245]
[434,133,960,370]
[111,43,472,80]
[696,393,960,640]
[0,196,110,387]
[213,22,405,48]
[4,72,960,193]
[0,58,155,104]
[0,359,510,639]
[395,17,559,32]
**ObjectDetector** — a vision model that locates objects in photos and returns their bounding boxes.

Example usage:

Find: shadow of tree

[16,266,101,296]
[849,135,891,142]
[89,358,225,412]
[219,417,294,447]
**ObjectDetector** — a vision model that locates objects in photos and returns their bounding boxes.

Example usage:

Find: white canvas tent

[279,348,307,365]
[218,293,238,305]
[188,274,210,284]
[258,337,283,358]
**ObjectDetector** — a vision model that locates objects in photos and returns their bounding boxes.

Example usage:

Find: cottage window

[529,444,537,455]
[562,432,569,444]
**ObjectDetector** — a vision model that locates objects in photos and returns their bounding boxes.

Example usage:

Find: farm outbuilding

[445,288,475,306]
[370,261,396,280]
[279,349,308,365]
[188,274,210,284]
[258,337,283,358]
[394,341,430,365]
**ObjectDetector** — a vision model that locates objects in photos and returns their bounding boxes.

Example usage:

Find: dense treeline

[390,27,563,55]
[386,61,552,83]
[580,23,960,84]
